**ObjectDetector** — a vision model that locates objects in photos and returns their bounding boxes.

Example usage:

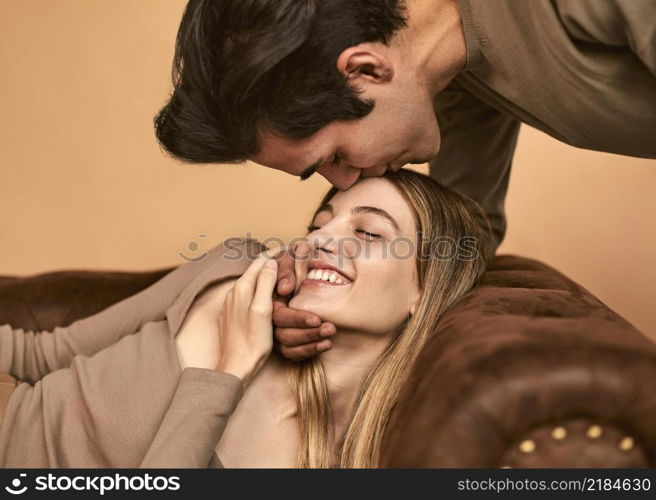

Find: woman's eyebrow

[352,206,401,233]
[313,203,401,233]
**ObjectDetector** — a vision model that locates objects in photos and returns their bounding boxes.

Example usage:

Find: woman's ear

[336,44,395,84]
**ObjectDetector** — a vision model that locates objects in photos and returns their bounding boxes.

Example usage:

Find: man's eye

[356,229,381,240]
[331,153,341,165]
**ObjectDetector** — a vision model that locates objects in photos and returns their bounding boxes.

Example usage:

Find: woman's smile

[300,259,354,289]
[301,270,352,287]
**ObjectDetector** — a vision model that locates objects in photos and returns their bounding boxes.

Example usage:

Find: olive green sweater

[433,0,656,248]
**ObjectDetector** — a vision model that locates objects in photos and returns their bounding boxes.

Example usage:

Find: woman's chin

[288,294,317,313]
[288,294,333,321]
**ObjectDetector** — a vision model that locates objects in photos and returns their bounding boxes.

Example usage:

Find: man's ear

[336,45,395,84]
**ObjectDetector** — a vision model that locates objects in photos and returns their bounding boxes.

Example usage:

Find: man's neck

[395,0,467,96]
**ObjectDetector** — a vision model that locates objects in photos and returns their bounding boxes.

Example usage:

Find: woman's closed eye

[355,229,382,240]
[307,225,382,241]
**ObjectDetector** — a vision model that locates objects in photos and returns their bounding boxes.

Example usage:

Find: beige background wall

[1,1,654,338]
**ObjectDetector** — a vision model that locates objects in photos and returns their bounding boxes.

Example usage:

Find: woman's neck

[318,329,393,447]
[263,328,395,460]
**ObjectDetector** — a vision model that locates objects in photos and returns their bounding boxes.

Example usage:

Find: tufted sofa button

[498,419,648,468]
[519,440,536,453]
[619,437,634,451]
[551,426,567,440]
[586,425,603,439]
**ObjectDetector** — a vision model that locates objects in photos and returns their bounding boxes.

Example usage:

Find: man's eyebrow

[299,158,323,181]
[312,203,401,234]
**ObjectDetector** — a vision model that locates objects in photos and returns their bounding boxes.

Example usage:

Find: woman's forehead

[324,178,416,233]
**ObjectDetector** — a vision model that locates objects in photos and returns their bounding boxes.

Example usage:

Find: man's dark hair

[154,0,407,164]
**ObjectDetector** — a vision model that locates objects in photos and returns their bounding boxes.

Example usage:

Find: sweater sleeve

[430,78,521,252]
[0,239,255,384]
[139,239,271,468]
[139,368,243,468]
[555,0,656,78]
[0,238,267,468]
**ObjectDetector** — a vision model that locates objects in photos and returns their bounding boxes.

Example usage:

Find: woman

[0,169,494,468]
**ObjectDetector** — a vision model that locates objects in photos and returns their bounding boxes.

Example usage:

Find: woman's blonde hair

[288,169,496,467]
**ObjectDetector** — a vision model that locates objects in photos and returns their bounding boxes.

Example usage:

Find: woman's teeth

[307,269,349,285]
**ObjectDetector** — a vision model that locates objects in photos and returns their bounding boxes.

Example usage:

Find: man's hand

[271,245,336,361]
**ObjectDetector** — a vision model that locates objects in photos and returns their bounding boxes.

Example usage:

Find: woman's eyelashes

[306,224,382,241]
[356,229,382,240]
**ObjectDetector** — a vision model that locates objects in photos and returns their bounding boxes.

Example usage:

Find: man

[155,0,656,360]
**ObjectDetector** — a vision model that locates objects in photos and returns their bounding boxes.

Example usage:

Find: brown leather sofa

[1,254,655,468]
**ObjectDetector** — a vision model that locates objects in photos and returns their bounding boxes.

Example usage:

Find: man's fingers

[274,247,296,296]
[276,339,333,362]
[275,323,335,347]
[272,300,322,328]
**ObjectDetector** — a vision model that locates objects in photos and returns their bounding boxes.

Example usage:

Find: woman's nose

[302,221,342,256]
[306,231,337,256]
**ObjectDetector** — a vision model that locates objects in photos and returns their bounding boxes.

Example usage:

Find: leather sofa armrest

[381,255,656,468]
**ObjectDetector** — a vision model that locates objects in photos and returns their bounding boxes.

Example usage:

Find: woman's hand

[215,255,278,387]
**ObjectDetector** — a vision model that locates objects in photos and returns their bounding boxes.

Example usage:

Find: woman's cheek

[378,262,416,317]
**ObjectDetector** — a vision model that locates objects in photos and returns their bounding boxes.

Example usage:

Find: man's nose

[360,164,388,178]
[323,164,362,190]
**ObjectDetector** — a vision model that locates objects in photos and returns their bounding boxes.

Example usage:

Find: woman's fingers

[250,246,295,296]
[251,259,278,314]
[233,255,269,299]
